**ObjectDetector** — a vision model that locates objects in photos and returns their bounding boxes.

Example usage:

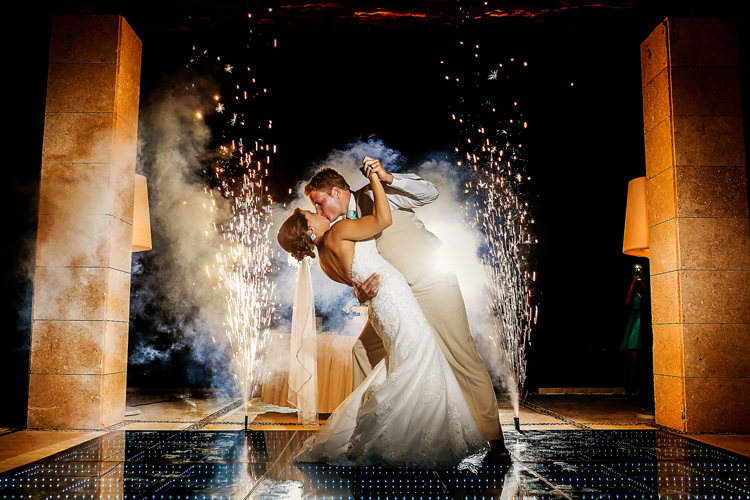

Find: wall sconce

[623,176,649,258]
[132,174,152,252]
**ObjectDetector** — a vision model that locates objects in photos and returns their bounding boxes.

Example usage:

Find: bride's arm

[330,172,392,242]
[369,171,393,228]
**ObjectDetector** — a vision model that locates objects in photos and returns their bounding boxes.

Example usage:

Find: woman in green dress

[621,270,649,398]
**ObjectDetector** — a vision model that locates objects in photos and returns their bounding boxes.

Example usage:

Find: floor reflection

[0,429,747,499]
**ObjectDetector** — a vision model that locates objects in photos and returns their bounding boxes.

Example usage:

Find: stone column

[641,17,750,432]
[28,15,141,429]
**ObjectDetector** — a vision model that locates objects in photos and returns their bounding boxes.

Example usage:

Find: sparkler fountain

[439,30,538,431]
[208,151,276,430]
[188,19,281,428]
[450,58,538,433]
[465,161,536,432]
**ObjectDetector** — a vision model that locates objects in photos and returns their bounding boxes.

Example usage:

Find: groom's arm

[383,173,440,208]
[362,157,438,208]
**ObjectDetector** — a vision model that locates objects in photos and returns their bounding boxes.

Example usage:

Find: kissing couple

[277,156,510,469]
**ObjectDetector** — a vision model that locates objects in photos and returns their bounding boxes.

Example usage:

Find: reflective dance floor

[1,429,748,499]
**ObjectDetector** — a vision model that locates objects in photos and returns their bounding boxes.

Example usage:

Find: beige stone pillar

[641,17,750,432]
[28,15,141,429]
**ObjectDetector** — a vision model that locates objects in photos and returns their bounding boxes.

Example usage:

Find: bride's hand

[352,273,380,303]
[362,156,394,185]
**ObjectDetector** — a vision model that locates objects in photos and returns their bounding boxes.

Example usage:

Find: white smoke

[130,69,236,391]
[131,83,517,401]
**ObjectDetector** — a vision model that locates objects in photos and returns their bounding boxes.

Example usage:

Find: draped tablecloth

[261,332,358,413]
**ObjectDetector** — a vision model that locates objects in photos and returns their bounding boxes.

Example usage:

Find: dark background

[3,1,748,425]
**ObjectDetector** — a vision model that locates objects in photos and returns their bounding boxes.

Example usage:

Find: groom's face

[308,188,347,222]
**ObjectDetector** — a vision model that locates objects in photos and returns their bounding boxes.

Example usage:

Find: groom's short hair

[304,167,350,196]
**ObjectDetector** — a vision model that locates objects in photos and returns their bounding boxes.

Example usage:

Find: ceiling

[45,0,747,32]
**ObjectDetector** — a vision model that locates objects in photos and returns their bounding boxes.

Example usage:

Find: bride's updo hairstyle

[278,208,316,261]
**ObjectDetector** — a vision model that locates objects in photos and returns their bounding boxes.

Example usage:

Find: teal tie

[347,210,358,220]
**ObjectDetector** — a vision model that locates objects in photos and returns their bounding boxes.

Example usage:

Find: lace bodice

[294,239,486,469]
[350,239,427,362]
[349,238,392,284]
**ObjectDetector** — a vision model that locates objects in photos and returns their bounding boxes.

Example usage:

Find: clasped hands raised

[361,156,394,185]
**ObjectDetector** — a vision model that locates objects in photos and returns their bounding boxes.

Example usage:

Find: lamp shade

[623,176,649,258]
[132,174,152,252]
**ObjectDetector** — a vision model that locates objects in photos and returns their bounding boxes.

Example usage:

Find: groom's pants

[351,271,503,442]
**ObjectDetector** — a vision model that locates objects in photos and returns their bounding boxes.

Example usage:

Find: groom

[304,156,510,462]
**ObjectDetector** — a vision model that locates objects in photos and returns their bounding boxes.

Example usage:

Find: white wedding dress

[293,239,487,469]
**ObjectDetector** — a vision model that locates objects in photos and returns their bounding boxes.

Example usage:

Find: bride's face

[303,210,330,240]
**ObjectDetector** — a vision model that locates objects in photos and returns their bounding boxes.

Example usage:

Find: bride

[277,164,487,469]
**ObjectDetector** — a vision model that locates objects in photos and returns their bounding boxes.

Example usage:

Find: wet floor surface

[1,429,748,499]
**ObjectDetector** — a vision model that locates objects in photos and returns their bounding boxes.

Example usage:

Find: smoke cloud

[130,69,235,392]
[130,80,516,402]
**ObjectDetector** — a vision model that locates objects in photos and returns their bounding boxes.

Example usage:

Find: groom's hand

[352,273,380,304]
[361,157,394,185]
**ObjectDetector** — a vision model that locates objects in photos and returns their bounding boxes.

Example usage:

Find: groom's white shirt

[377,173,440,209]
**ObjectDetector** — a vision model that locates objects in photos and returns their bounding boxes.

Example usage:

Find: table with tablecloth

[260,332,359,413]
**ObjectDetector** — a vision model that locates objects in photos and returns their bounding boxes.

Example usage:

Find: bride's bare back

[315,226,357,286]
